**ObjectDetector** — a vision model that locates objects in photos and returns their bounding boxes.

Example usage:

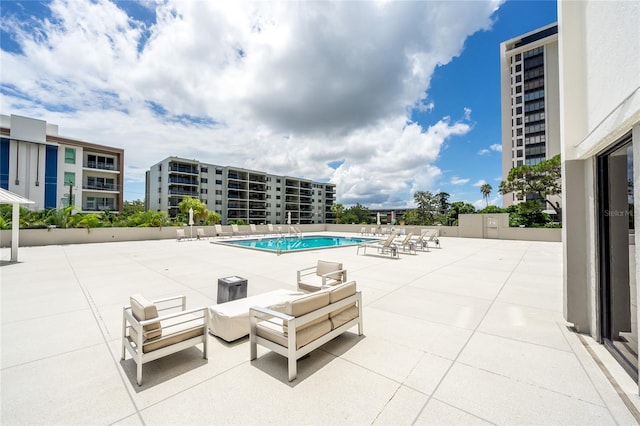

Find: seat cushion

[329,281,356,303]
[330,305,359,329]
[130,294,162,341]
[257,318,332,350]
[142,313,205,353]
[316,260,343,281]
[284,291,330,317]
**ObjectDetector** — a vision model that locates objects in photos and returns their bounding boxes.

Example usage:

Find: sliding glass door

[598,135,637,381]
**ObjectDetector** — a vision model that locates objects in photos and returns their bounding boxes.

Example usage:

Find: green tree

[446,201,476,225]
[499,155,561,217]
[204,210,221,225]
[330,203,344,223]
[509,200,550,227]
[477,205,504,214]
[413,191,438,224]
[341,203,370,224]
[401,209,423,225]
[125,210,171,227]
[76,213,102,230]
[436,192,451,216]
[480,183,492,207]
[177,196,208,224]
[122,200,145,217]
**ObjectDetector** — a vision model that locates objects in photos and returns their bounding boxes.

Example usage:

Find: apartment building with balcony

[145,156,335,224]
[500,23,561,207]
[0,114,124,212]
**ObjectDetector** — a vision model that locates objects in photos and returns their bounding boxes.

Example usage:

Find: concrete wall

[1,221,562,248]
[459,213,561,242]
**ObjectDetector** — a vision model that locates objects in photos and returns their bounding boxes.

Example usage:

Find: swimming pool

[215,235,377,253]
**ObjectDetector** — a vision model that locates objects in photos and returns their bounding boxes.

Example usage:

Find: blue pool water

[217,235,377,253]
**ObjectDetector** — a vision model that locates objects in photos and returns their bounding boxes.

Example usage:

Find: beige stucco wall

[559,0,640,338]
[1,221,562,248]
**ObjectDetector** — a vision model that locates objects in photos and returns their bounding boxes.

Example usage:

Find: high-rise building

[145,156,336,225]
[0,114,124,212]
[500,23,560,207]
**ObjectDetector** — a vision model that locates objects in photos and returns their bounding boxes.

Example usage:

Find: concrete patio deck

[1,234,639,425]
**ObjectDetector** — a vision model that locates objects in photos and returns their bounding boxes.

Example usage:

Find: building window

[201,167,208,173]
[64,147,76,164]
[64,172,75,186]
[515,64,522,72]
[216,180,222,185]
[216,169,222,175]
[201,178,208,183]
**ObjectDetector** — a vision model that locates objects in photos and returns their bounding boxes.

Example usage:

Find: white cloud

[451,176,470,185]
[0,0,502,206]
[473,179,487,187]
[478,143,502,156]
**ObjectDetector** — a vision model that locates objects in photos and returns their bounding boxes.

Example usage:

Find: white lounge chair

[411,230,430,252]
[231,224,250,237]
[357,231,399,258]
[176,229,186,241]
[425,230,441,248]
[196,228,208,240]
[214,224,232,238]
[397,232,416,254]
[267,224,282,235]
[250,224,263,236]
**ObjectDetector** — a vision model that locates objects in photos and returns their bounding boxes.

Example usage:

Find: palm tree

[330,203,344,224]
[480,183,493,207]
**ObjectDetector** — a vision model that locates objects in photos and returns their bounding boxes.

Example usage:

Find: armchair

[297,260,347,293]
[122,294,208,386]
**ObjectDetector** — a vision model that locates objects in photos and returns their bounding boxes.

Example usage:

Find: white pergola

[0,188,35,262]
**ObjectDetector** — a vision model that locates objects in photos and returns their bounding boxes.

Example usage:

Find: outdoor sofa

[249,280,363,381]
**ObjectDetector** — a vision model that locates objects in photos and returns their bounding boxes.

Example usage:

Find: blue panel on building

[45,145,58,209]
[0,138,9,190]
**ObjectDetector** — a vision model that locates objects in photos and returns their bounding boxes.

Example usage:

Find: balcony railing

[84,161,118,171]
[168,189,198,196]
[83,184,120,192]
[169,165,198,174]
[82,204,117,212]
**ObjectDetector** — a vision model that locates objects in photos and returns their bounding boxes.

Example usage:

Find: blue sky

[1,0,556,208]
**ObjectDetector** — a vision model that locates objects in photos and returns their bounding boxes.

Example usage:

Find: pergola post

[11,202,19,262]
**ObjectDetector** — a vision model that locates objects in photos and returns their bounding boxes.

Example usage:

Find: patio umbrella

[287,211,291,225]
[376,212,381,225]
[188,207,194,239]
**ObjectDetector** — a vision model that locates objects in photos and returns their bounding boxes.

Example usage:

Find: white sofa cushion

[130,294,162,341]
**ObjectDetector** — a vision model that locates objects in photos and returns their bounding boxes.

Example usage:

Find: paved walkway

[1,234,638,425]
